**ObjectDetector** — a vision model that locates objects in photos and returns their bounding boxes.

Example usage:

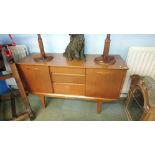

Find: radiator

[122,47,155,94]
[2,45,29,88]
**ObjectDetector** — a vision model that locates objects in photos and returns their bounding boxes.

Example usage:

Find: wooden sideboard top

[16,53,128,70]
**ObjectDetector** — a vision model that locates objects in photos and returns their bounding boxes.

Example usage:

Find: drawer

[50,67,85,75]
[52,74,85,84]
[86,69,112,75]
[53,83,85,96]
[18,65,48,71]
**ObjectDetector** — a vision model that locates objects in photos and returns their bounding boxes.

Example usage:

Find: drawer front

[52,74,85,84]
[53,83,85,96]
[50,67,85,75]
[86,69,113,75]
[19,65,49,72]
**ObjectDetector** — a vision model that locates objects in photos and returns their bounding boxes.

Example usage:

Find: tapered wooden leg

[38,95,46,108]
[97,100,102,113]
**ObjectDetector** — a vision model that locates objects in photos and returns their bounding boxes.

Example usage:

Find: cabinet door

[18,65,53,93]
[86,69,126,99]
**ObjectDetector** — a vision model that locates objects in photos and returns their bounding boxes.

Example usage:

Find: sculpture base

[34,55,53,62]
[94,55,116,65]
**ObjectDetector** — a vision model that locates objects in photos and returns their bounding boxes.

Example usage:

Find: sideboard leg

[97,100,102,113]
[38,95,46,108]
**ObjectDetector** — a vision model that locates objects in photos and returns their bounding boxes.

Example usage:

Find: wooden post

[10,63,35,120]
[94,34,116,65]
[103,34,111,62]
[34,34,53,62]
[37,34,46,59]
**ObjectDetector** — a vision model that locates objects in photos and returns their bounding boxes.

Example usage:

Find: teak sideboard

[16,53,128,113]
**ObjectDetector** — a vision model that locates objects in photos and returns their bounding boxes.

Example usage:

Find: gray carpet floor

[1,94,128,121]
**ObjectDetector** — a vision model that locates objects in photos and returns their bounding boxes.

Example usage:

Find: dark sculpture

[63,34,85,60]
